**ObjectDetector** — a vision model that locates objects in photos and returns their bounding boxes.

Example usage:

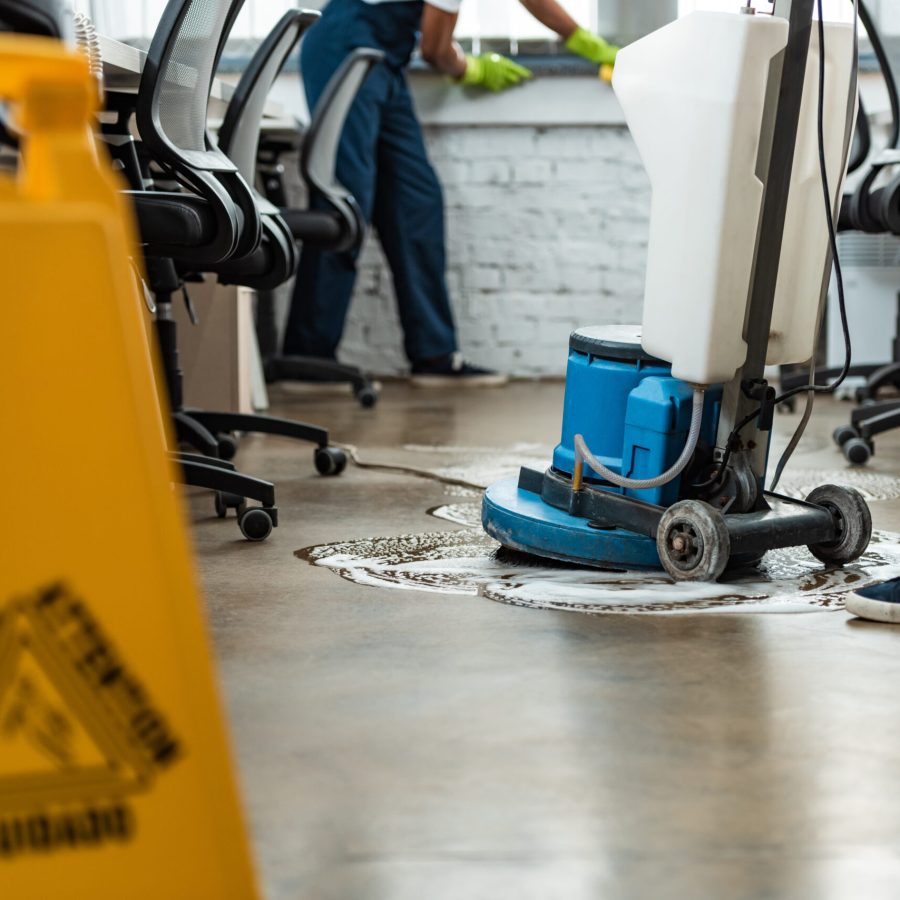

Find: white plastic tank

[614,6,857,385]
[767,7,856,366]
[614,11,789,385]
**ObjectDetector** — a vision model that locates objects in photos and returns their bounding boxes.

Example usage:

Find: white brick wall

[278,124,651,378]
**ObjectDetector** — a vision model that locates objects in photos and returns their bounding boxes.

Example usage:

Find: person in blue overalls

[284,0,619,388]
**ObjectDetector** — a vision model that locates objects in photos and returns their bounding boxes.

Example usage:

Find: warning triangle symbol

[0,603,151,811]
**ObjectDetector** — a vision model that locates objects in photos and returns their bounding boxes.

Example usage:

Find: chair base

[175,456,279,542]
[264,355,380,409]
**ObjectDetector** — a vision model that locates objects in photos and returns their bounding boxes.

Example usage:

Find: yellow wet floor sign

[0,39,258,897]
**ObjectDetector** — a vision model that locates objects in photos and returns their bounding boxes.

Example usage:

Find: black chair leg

[173,410,220,456]
[851,398,900,428]
[185,410,328,448]
[170,450,236,471]
[183,410,348,477]
[834,400,900,466]
[177,458,279,542]
[265,355,379,409]
[859,361,900,401]
[858,403,900,441]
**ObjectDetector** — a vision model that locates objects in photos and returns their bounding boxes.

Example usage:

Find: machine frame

[484,0,873,581]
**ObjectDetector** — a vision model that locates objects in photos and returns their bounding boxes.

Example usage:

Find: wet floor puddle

[298,451,900,616]
[298,501,900,616]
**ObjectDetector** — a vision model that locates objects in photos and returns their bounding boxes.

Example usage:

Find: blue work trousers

[283,0,458,364]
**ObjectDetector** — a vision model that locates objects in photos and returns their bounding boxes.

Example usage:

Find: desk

[99,34,287,122]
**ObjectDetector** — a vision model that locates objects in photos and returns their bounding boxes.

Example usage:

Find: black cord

[772,0,851,406]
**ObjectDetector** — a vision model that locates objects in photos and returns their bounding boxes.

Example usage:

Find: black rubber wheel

[843,437,872,466]
[238,507,274,542]
[315,447,348,477]
[355,385,378,409]
[805,484,872,565]
[833,425,858,448]
[217,433,238,461]
[657,500,731,582]
[214,491,244,518]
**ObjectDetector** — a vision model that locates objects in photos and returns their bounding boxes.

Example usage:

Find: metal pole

[715,0,815,504]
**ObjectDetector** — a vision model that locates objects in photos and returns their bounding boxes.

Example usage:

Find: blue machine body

[482,326,724,569]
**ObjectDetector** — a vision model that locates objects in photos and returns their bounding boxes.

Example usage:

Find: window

[75,0,317,42]
[455,0,596,42]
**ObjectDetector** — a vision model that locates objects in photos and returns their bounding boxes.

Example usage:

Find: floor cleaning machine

[483,0,874,582]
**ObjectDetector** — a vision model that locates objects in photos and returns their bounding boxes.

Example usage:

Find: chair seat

[128,191,218,248]
[279,207,344,245]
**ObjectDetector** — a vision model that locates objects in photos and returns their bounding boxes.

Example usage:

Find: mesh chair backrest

[158,0,238,154]
[303,49,382,196]
[219,10,319,183]
[137,0,263,264]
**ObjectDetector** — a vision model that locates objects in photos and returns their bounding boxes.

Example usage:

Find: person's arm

[516,0,579,40]
[420,3,467,78]
[518,0,619,69]
[420,2,532,91]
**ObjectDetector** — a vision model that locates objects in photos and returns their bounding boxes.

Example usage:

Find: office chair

[217,9,383,409]
[821,0,900,464]
[134,0,354,490]
[775,0,900,464]
[113,0,310,540]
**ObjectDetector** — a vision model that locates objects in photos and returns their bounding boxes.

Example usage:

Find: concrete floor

[187,384,900,900]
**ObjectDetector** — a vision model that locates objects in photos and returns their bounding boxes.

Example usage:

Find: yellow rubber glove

[458,53,533,92]
[566,26,619,72]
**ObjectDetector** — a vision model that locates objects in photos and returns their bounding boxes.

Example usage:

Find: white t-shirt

[362,0,463,13]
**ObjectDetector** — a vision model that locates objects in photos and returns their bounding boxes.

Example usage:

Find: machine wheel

[355,385,378,409]
[238,507,274,542]
[315,447,348,477]
[833,425,858,448]
[843,437,873,466]
[217,432,238,461]
[805,484,872,566]
[656,500,731,582]
[215,491,245,519]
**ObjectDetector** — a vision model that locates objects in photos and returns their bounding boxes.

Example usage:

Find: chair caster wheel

[238,507,274,542]
[215,491,246,518]
[843,437,873,466]
[833,425,858,448]
[217,432,238,461]
[315,447,348,477]
[805,484,872,565]
[355,385,378,409]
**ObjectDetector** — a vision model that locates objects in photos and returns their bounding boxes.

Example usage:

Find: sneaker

[409,352,508,388]
[845,577,900,624]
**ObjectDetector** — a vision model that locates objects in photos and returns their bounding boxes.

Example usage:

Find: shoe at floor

[846,577,900,624]
[410,352,508,388]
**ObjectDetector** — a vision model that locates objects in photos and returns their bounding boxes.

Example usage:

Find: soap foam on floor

[298,522,900,616]
[303,447,900,616]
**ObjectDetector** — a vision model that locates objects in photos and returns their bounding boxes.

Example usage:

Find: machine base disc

[482,477,662,570]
